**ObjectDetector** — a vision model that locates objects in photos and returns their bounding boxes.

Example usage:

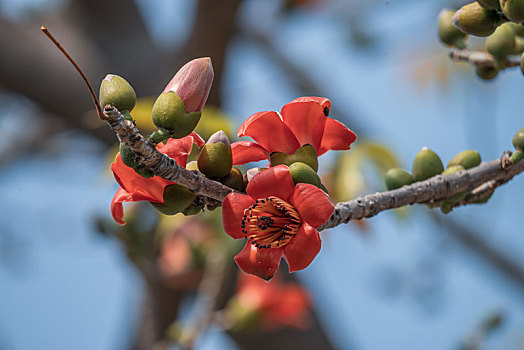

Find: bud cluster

[438,1,524,80]
[384,148,483,213]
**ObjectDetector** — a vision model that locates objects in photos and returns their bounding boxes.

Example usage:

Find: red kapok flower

[233,272,311,330]
[231,97,357,165]
[110,132,204,225]
[222,165,334,280]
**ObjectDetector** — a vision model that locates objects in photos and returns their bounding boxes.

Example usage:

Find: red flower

[231,97,356,165]
[235,272,311,330]
[110,132,204,225]
[222,165,334,280]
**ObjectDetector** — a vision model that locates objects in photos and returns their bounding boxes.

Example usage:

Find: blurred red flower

[222,165,334,280]
[231,97,356,165]
[110,132,204,225]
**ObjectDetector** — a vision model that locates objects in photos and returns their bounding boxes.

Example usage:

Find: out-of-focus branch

[449,49,520,68]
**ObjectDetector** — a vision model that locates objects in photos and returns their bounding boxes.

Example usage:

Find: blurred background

[1,0,524,349]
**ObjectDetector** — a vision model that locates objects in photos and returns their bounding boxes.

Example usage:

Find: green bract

[452,2,500,37]
[447,150,481,169]
[384,168,413,190]
[99,74,137,112]
[152,91,202,138]
[500,0,524,22]
[412,147,444,182]
[150,184,196,215]
[270,144,319,172]
[119,143,153,178]
[288,162,323,190]
[486,23,516,58]
[438,9,467,48]
[220,168,245,191]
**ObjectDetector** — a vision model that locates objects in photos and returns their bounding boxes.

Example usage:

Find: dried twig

[448,49,520,68]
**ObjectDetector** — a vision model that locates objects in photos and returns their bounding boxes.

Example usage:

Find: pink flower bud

[163,57,214,113]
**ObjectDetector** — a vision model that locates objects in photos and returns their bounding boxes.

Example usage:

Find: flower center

[241,196,302,249]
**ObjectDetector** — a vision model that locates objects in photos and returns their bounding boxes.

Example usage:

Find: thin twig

[449,49,521,68]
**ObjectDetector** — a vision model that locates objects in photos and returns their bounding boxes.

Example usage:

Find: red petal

[288,183,334,228]
[281,98,330,152]
[246,165,294,201]
[189,131,205,147]
[157,133,202,168]
[235,243,283,280]
[283,223,321,273]
[111,155,170,203]
[237,111,300,154]
[222,193,255,239]
[231,141,269,165]
[318,117,357,156]
[288,96,331,110]
[110,188,132,225]
[262,285,311,329]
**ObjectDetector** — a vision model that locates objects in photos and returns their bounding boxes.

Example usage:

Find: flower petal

[280,97,330,152]
[189,131,205,147]
[231,141,269,165]
[235,243,283,280]
[317,117,357,156]
[222,193,255,239]
[283,223,321,273]
[246,165,294,201]
[238,111,300,154]
[157,133,203,168]
[110,188,133,225]
[288,183,334,228]
[111,155,171,203]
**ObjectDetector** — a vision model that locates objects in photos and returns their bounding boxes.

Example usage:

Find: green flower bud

[151,91,202,138]
[149,128,171,144]
[99,74,137,112]
[510,38,524,54]
[486,23,516,57]
[500,0,524,22]
[220,168,244,191]
[510,150,524,164]
[478,0,502,10]
[197,130,232,178]
[447,150,482,169]
[412,147,444,182]
[476,65,499,80]
[186,160,199,171]
[384,168,413,190]
[513,127,524,151]
[509,22,524,36]
[440,165,467,213]
[439,9,468,48]
[270,144,319,172]
[288,162,323,190]
[150,184,196,215]
[452,3,500,37]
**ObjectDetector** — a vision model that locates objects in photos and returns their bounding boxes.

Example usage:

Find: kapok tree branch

[448,49,521,68]
[107,105,524,231]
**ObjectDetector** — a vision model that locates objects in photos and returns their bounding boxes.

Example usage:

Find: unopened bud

[412,147,444,182]
[440,165,467,213]
[447,150,481,169]
[99,74,137,112]
[486,23,516,58]
[150,184,196,215]
[197,130,232,178]
[384,168,413,190]
[513,127,524,151]
[452,3,500,37]
[288,162,323,190]
[270,144,319,172]
[476,65,499,80]
[478,0,501,10]
[438,9,467,48]
[500,0,524,22]
[220,168,245,191]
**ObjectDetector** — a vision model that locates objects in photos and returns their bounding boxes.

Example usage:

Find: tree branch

[448,49,520,68]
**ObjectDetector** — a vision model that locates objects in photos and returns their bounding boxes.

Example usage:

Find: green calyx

[509,22,524,37]
[513,127,524,151]
[476,65,499,80]
[440,165,467,213]
[150,184,196,215]
[152,91,202,138]
[149,128,171,144]
[99,74,137,112]
[453,2,501,37]
[486,23,516,58]
[119,142,153,178]
[510,150,524,164]
[220,168,245,191]
[447,150,481,169]
[270,144,319,172]
[384,168,413,190]
[439,9,467,48]
[288,162,323,190]
[479,0,502,10]
[198,143,233,179]
[500,0,524,22]
[412,147,444,182]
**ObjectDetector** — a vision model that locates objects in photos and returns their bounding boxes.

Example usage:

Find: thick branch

[319,153,524,230]
[449,49,520,68]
